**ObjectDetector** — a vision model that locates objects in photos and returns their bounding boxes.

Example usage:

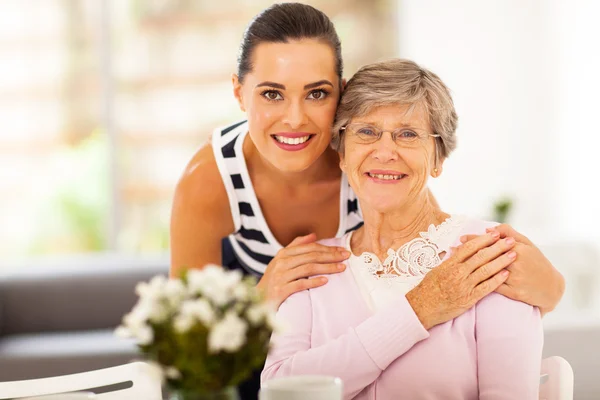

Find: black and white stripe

[212,121,363,275]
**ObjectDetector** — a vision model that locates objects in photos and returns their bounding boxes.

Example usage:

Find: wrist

[406,289,432,330]
[544,268,566,314]
[256,276,267,295]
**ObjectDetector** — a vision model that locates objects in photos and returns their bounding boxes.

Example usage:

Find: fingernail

[486,227,494,232]
[459,236,467,243]
[505,237,515,245]
[508,251,517,259]
[502,270,509,277]
[341,251,351,257]
[337,263,346,270]
[491,231,500,238]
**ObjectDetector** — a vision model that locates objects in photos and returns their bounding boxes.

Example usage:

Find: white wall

[395,4,600,396]
[396,0,600,247]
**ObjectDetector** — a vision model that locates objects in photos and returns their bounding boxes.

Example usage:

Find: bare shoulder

[170,142,234,274]
[174,144,230,223]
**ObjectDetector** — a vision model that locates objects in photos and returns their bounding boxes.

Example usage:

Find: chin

[362,195,406,214]
[271,154,320,172]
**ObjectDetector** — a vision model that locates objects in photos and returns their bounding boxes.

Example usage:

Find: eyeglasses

[340,123,440,148]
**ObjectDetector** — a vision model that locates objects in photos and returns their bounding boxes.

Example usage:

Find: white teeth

[275,135,310,145]
[369,173,404,180]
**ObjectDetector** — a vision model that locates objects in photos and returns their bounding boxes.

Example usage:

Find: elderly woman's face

[339,103,440,213]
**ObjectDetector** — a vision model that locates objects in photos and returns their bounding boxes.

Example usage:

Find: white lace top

[346,215,468,312]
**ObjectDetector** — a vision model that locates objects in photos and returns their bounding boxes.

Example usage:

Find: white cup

[260,375,343,400]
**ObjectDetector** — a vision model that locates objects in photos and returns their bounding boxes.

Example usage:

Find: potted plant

[492,196,514,224]
[115,266,278,400]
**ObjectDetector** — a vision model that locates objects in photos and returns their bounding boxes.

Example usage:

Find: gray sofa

[0,254,168,381]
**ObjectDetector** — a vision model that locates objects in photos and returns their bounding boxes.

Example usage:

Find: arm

[170,144,235,277]
[476,293,543,400]
[462,224,566,315]
[262,289,430,399]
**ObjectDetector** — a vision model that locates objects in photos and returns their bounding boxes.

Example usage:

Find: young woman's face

[233,39,341,172]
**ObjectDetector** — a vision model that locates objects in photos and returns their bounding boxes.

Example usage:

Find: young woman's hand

[459,224,565,315]
[257,233,350,309]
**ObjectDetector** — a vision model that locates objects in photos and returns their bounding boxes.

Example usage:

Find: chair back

[540,356,574,400]
[0,362,161,400]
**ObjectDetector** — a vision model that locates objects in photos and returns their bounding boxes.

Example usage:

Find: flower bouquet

[115,266,278,400]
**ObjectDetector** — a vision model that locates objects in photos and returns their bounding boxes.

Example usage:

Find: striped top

[212,120,364,276]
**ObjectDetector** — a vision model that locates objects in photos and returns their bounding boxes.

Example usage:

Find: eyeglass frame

[339,122,441,147]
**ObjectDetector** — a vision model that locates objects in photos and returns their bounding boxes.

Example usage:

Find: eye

[261,90,283,101]
[398,130,418,139]
[307,89,329,100]
[357,127,378,136]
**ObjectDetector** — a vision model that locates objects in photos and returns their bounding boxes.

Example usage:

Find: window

[0,0,398,263]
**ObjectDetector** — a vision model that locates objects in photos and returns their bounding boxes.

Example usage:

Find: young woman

[170,3,564,399]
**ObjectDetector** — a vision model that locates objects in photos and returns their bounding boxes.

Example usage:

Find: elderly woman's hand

[460,224,565,315]
[406,231,516,330]
[257,233,350,309]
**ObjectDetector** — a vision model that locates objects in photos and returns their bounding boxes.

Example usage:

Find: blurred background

[1,0,598,259]
[3,0,599,308]
[0,0,599,395]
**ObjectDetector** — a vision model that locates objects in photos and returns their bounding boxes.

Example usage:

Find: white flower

[267,311,287,334]
[118,318,154,345]
[247,302,277,326]
[187,266,243,306]
[148,302,170,324]
[181,299,216,326]
[232,283,250,301]
[246,304,268,326]
[136,275,167,301]
[135,324,154,345]
[124,301,152,326]
[165,366,182,380]
[129,298,169,324]
[208,311,248,353]
[164,279,188,308]
[118,301,156,345]
[186,265,222,292]
[114,325,132,339]
[173,314,195,333]
[172,298,217,333]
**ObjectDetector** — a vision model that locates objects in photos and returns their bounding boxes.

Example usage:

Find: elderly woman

[261,59,543,399]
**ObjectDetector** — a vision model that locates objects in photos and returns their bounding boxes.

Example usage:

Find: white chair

[0,362,162,400]
[540,356,574,400]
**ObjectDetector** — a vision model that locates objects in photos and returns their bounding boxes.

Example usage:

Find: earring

[433,168,438,176]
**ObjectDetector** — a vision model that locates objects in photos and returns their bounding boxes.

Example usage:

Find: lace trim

[354,215,467,280]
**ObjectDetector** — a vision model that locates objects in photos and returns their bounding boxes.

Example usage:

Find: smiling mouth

[366,172,407,180]
[272,135,314,145]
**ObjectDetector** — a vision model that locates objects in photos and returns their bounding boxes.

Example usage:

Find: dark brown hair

[237,3,343,83]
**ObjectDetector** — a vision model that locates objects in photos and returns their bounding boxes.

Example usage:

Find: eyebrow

[255,80,334,90]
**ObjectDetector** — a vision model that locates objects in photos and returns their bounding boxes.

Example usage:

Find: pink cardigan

[261,219,543,399]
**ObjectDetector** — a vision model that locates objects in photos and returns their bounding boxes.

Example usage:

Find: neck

[244,134,340,187]
[351,191,449,261]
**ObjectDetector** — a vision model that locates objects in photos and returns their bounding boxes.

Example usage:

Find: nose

[282,99,308,130]
[371,132,399,163]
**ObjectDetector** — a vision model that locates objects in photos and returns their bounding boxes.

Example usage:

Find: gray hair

[332,59,458,163]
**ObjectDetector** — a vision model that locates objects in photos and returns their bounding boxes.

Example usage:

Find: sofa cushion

[0,254,168,335]
[0,329,140,381]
